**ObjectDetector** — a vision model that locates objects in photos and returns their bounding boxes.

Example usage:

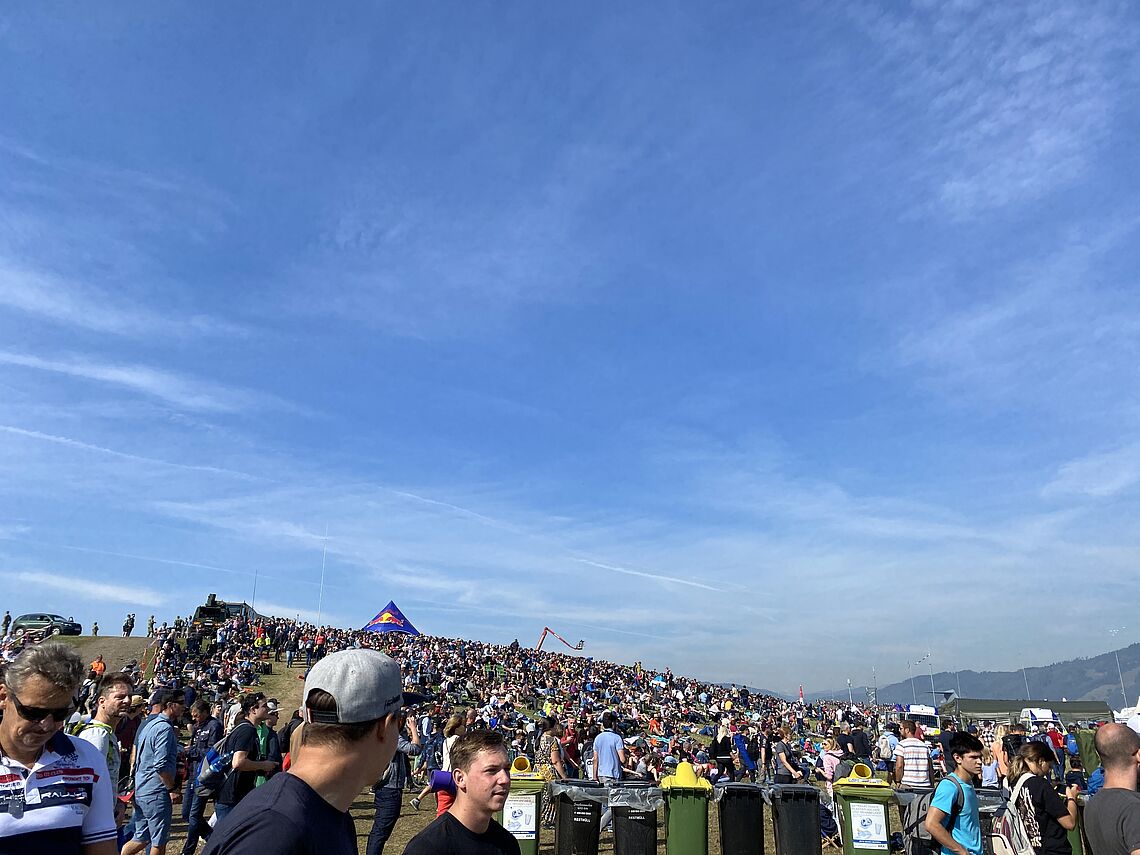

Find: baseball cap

[130,695,146,709]
[303,648,429,725]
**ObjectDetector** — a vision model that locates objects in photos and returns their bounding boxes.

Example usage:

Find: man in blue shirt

[123,689,185,855]
[592,712,627,834]
[925,731,985,855]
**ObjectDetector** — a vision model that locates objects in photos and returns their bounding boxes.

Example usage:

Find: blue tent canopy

[361,601,421,635]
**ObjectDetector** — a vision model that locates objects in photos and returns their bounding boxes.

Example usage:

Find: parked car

[10,613,82,637]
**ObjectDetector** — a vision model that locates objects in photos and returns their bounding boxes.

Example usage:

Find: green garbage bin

[666,785,711,855]
[494,769,547,855]
[833,780,896,855]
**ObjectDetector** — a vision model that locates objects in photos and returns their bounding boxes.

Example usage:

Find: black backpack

[1002,734,1027,763]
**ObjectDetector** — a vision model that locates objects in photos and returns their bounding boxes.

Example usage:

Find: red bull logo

[361,601,420,635]
[369,611,404,628]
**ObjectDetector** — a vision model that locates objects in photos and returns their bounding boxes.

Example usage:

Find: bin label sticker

[850,802,888,851]
[504,793,537,840]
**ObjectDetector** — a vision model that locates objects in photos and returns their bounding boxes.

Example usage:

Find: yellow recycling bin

[493,756,547,855]
[832,765,896,855]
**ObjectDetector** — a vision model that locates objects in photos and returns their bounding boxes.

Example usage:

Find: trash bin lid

[833,784,896,804]
[713,782,763,802]
[661,762,712,791]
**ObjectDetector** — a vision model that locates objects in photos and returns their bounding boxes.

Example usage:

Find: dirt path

[55,635,159,673]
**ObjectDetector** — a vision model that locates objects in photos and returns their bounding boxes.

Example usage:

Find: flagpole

[316,523,328,627]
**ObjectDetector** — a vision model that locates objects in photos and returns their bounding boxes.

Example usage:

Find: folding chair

[821,795,843,850]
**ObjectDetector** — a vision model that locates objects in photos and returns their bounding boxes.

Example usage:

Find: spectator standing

[1,610,9,636]
[402,729,520,855]
[122,689,186,855]
[1005,741,1079,855]
[593,711,627,833]
[939,720,959,775]
[202,647,425,855]
[180,699,224,855]
[0,642,117,854]
[850,720,874,765]
[77,672,133,827]
[1083,723,1140,855]
[366,706,423,855]
[213,693,278,824]
[924,732,985,855]
[772,726,803,784]
[894,720,934,789]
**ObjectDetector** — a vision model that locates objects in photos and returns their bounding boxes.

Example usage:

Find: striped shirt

[897,737,933,787]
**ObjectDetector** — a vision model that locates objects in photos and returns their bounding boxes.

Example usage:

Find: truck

[904,704,942,740]
[1020,707,1062,729]
[191,593,264,631]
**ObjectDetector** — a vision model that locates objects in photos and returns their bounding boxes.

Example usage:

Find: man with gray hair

[1084,723,1140,855]
[0,642,117,853]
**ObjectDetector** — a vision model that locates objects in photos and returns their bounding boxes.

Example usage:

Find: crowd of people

[0,605,1137,855]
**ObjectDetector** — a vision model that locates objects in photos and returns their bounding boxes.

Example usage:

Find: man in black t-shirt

[203,648,428,855]
[403,730,520,855]
[938,720,959,775]
[214,693,278,825]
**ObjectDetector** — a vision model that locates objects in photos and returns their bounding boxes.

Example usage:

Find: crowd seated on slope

[116,611,881,787]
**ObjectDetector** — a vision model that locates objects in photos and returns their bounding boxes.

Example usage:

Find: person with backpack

[180,699,224,855]
[1006,741,1079,855]
[213,693,279,824]
[771,726,803,784]
[77,672,133,827]
[878,723,900,777]
[925,731,985,855]
[998,723,1029,782]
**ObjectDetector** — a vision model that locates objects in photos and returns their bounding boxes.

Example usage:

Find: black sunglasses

[8,689,76,723]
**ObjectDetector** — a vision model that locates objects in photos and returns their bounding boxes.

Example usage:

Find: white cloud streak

[0,569,167,607]
[0,424,264,481]
[0,350,272,413]
[1043,444,1140,499]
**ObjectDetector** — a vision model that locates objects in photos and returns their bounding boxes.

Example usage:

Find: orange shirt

[90,659,106,677]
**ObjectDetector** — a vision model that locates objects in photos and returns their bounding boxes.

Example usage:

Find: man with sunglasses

[0,641,117,854]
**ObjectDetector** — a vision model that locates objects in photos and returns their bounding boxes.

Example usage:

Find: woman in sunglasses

[0,641,118,854]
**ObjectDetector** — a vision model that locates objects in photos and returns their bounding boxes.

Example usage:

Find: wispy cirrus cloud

[1043,444,1140,499]
[0,568,167,607]
[0,259,248,339]
[0,350,281,413]
[0,424,264,481]
[848,0,1138,216]
[884,225,1140,410]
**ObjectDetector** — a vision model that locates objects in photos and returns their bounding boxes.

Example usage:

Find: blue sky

[1,1,1139,692]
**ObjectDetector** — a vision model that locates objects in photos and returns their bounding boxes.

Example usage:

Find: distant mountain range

[800,643,1140,708]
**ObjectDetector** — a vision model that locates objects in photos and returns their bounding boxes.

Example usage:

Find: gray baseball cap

[303,648,429,724]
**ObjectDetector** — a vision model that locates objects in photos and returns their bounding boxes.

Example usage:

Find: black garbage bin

[612,782,662,855]
[554,781,606,855]
[718,783,765,855]
[766,784,820,855]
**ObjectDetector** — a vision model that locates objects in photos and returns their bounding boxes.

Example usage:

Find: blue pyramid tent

[361,601,421,635]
